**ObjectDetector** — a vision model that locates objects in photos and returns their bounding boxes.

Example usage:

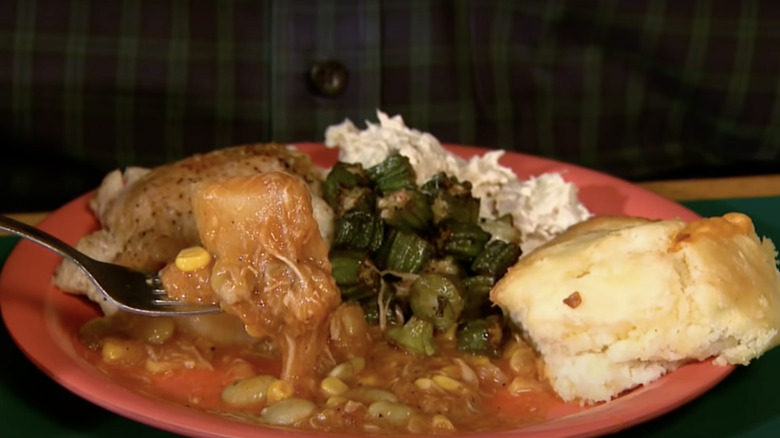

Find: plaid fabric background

[2,0,780,210]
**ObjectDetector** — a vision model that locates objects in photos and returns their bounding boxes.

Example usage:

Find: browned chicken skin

[163,172,341,393]
[98,144,323,272]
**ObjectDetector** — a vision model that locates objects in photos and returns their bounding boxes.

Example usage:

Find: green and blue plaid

[2,0,780,210]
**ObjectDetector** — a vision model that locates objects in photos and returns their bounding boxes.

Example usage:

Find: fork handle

[0,214,92,269]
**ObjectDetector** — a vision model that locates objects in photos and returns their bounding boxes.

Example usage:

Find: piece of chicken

[163,172,341,393]
[98,144,325,272]
[53,144,333,314]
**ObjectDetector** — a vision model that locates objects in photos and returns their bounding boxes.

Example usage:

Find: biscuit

[491,213,780,403]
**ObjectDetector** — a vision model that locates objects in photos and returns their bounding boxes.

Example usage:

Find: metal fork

[0,214,221,316]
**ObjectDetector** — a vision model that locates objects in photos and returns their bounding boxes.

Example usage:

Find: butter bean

[260,398,317,426]
[221,375,276,407]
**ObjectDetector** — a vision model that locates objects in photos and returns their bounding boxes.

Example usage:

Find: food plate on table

[0,143,735,438]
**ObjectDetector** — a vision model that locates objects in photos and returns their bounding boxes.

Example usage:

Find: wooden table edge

[637,173,780,201]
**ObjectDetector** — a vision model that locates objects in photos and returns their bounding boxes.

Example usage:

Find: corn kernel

[101,338,145,366]
[432,375,463,393]
[320,376,349,397]
[266,379,294,404]
[101,340,128,362]
[174,246,212,272]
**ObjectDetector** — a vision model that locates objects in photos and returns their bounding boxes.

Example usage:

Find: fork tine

[146,274,164,287]
[147,275,171,296]
[147,276,198,303]
[146,274,218,308]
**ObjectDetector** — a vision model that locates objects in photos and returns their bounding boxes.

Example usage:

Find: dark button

[307,60,348,98]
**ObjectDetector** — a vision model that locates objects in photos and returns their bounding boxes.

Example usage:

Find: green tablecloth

[2,197,779,438]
